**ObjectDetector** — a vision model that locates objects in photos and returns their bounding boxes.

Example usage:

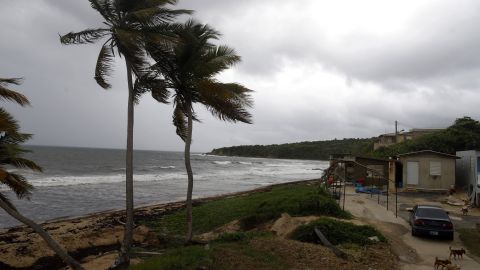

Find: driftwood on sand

[314,227,348,259]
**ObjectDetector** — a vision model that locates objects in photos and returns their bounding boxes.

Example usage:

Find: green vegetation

[458,228,480,258]
[373,117,480,157]
[210,138,375,160]
[130,245,212,270]
[131,236,284,270]
[210,117,480,160]
[147,183,350,238]
[291,217,386,246]
[132,182,393,270]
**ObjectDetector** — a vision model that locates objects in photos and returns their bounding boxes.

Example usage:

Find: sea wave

[213,161,232,165]
[238,161,253,165]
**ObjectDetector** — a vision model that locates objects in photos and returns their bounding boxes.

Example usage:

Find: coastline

[0,179,320,269]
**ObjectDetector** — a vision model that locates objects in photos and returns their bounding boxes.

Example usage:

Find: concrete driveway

[343,187,480,270]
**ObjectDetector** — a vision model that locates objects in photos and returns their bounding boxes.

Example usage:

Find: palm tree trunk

[113,60,135,269]
[0,199,84,270]
[184,104,194,243]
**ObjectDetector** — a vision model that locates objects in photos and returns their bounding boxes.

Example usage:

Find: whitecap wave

[238,161,253,165]
[213,161,232,165]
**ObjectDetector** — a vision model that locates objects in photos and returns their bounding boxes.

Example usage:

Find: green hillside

[209,117,480,160]
[209,138,375,160]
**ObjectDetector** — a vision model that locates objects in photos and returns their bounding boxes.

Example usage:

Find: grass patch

[130,245,212,270]
[458,228,480,258]
[291,217,386,246]
[147,183,350,237]
[130,237,284,270]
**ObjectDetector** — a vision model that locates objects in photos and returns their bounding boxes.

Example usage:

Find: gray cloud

[1,0,480,152]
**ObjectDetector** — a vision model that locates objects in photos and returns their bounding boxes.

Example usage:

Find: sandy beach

[0,179,318,269]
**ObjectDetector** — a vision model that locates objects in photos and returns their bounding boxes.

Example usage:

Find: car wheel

[411,229,416,236]
[447,233,454,241]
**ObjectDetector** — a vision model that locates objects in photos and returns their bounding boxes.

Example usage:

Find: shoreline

[1,178,320,231]
[0,179,320,269]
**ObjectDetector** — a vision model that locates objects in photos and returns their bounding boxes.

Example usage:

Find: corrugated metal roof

[397,150,459,159]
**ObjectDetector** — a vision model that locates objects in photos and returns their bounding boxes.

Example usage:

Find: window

[430,161,441,176]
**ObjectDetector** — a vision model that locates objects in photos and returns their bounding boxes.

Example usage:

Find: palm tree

[0,78,84,270]
[148,20,253,242]
[59,0,191,267]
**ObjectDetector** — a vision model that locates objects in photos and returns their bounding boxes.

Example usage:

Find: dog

[461,206,469,216]
[434,256,452,269]
[449,246,466,259]
[445,264,461,270]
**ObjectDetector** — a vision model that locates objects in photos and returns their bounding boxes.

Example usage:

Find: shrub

[291,218,385,246]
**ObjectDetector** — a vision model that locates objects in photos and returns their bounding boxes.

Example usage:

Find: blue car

[409,205,454,240]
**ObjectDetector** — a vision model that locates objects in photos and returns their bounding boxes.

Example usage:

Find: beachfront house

[395,150,458,192]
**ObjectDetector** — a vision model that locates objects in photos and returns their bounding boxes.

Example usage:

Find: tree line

[210,117,480,160]
[1,1,253,269]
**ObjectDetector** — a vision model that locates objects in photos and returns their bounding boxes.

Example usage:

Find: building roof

[397,150,459,159]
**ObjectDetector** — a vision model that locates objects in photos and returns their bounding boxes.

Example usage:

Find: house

[394,150,458,192]
[373,128,443,150]
[455,150,480,206]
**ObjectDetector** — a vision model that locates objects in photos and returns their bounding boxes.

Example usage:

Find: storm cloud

[1,0,480,152]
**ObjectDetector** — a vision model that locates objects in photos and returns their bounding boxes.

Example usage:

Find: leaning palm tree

[149,20,253,242]
[0,78,84,270]
[59,0,191,267]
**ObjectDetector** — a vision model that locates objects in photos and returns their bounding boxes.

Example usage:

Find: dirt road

[343,187,480,270]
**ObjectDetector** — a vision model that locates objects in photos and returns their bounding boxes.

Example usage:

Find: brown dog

[461,206,469,216]
[435,256,452,269]
[449,246,466,259]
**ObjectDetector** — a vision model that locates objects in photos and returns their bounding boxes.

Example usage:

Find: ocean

[0,146,328,228]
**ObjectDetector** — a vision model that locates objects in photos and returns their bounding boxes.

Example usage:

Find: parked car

[408,205,454,240]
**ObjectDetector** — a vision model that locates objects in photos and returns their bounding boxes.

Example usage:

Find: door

[407,161,419,185]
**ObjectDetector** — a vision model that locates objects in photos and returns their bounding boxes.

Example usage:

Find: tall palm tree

[149,20,253,242]
[59,0,191,267]
[0,78,84,270]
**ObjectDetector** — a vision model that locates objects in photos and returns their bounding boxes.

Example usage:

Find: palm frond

[114,28,150,75]
[196,46,240,77]
[88,0,116,23]
[0,108,20,134]
[197,80,253,124]
[0,87,30,106]
[3,157,42,172]
[0,78,22,86]
[115,0,180,12]
[0,78,30,106]
[134,72,170,104]
[95,42,115,89]
[0,169,33,199]
[60,28,110,45]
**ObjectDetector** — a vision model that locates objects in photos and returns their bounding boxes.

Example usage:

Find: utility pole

[395,120,398,143]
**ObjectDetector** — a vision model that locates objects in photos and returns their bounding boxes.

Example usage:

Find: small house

[396,150,458,192]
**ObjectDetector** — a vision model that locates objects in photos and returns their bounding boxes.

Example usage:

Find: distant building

[373,128,444,150]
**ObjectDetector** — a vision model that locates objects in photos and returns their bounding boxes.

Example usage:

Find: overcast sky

[1,0,480,152]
